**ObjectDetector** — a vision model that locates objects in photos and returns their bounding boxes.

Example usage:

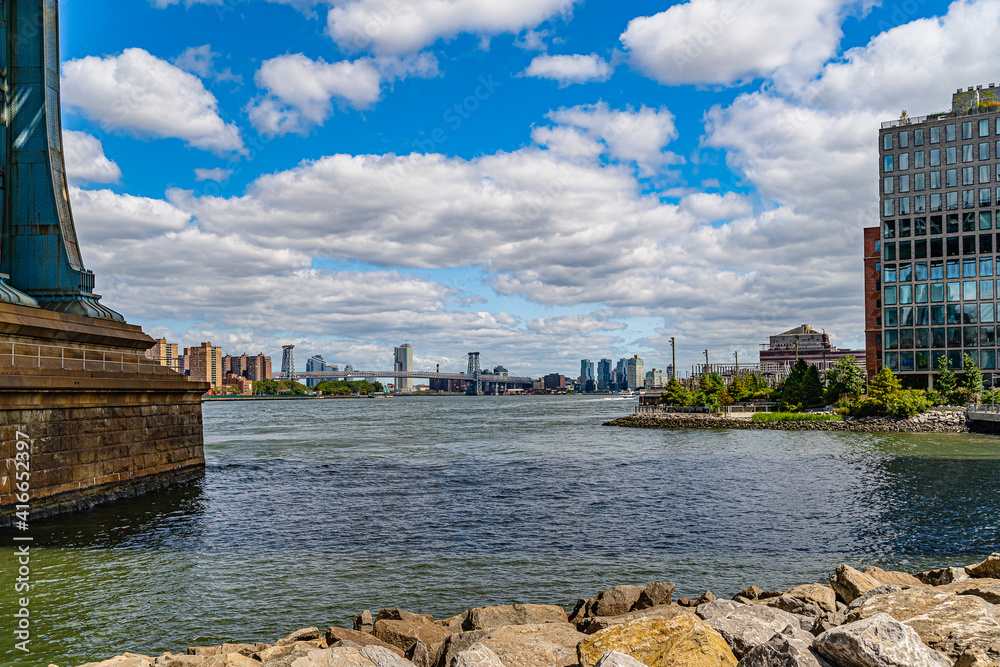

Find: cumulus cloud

[62,48,244,155]
[71,188,192,243]
[621,0,862,86]
[174,44,242,84]
[534,102,681,175]
[62,131,121,185]
[247,53,438,135]
[327,0,577,55]
[524,53,613,86]
[195,168,234,182]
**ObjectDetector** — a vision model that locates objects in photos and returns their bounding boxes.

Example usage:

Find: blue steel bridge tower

[0,0,122,320]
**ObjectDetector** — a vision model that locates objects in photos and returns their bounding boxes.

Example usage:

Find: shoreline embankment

[606,409,970,433]
[71,554,1000,667]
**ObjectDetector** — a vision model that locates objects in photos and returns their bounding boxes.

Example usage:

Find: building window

[931,237,943,256]
[915,173,926,190]
[981,165,991,184]
[964,258,977,277]
[915,260,928,279]
[963,144,974,162]
[983,211,994,229]
[946,169,957,187]
[915,128,925,145]
[947,236,959,255]
[948,281,961,301]
[884,199,895,216]
[915,217,927,235]
[900,174,910,192]
[900,197,911,214]
[930,282,944,302]
[915,283,928,303]
[964,167,975,185]
[899,262,912,280]
[884,177,894,194]
[982,256,995,276]
[964,326,979,346]
[914,195,926,213]
[884,155,894,172]
[963,190,976,208]
[899,241,911,260]
[980,142,991,160]
[982,349,996,370]
[947,214,960,233]
[946,124,956,141]
[884,133,893,150]
[982,280,995,300]
[885,352,899,370]
[930,149,941,167]
[884,264,897,281]
[931,305,946,325]
[946,146,957,164]
[946,191,958,210]
[963,235,977,254]
[885,286,897,304]
[899,130,909,148]
[900,153,910,170]
[931,126,941,143]
[931,260,944,279]
[885,307,898,326]
[982,234,994,254]
[964,281,978,300]
[915,151,925,168]
[964,212,977,231]
[900,219,911,238]
[885,242,896,260]
[883,220,896,238]
[982,304,996,325]
[981,188,992,206]
[900,306,914,325]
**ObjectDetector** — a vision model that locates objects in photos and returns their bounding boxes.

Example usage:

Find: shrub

[752,412,842,422]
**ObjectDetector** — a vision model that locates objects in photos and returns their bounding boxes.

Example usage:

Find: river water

[2,395,1000,665]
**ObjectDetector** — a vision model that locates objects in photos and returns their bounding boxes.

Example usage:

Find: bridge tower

[466,352,482,395]
[281,345,295,379]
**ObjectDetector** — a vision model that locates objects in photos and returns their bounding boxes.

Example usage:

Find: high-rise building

[245,353,271,381]
[626,355,644,390]
[579,359,595,392]
[306,354,326,387]
[394,344,413,392]
[615,358,629,391]
[189,342,223,390]
[870,84,1000,386]
[597,358,613,392]
[146,338,179,370]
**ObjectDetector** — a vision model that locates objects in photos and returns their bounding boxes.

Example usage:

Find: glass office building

[875,84,1000,384]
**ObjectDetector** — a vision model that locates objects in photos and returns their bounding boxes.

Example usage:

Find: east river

[2,395,1000,665]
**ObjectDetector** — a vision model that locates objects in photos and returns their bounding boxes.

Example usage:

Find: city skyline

[54,0,995,375]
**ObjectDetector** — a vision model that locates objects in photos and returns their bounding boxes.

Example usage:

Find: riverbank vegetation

[750,412,842,423]
[659,353,990,419]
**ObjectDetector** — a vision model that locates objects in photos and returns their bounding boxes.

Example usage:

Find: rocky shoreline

[70,554,1000,667]
[606,410,969,433]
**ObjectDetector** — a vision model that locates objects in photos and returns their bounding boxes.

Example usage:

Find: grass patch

[751,412,842,423]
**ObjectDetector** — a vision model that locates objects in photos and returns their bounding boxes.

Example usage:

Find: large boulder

[966,554,1000,579]
[78,656,154,667]
[448,642,505,667]
[572,584,675,622]
[355,612,375,635]
[377,610,435,624]
[463,604,568,631]
[830,565,882,605]
[373,618,453,658]
[326,628,405,657]
[813,613,951,667]
[577,615,737,667]
[437,622,584,667]
[635,583,677,611]
[935,578,1000,604]
[701,603,807,659]
[277,629,322,647]
[288,646,415,667]
[846,586,1000,660]
[764,595,825,620]
[956,649,1000,667]
[595,651,649,667]
[257,642,328,665]
[847,585,902,610]
[577,604,691,635]
[915,566,970,586]
[737,625,832,667]
[784,585,836,614]
[862,567,924,588]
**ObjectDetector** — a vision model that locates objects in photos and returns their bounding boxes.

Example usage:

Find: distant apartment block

[394,343,413,392]
[306,354,326,388]
[146,338,179,370]
[759,325,865,374]
[868,84,1000,385]
[597,358,613,391]
[644,369,670,389]
[189,342,223,390]
[626,355,644,390]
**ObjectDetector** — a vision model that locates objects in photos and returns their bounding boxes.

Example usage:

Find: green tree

[824,356,866,397]
[661,377,691,406]
[867,366,902,405]
[802,365,824,407]
[729,374,747,401]
[779,359,809,409]
[936,354,958,401]
[962,353,984,398]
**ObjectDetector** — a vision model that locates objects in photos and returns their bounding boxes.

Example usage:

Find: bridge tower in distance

[281,345,295,379]
[466,352,482,395]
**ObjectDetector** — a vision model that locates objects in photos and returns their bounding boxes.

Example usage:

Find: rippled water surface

[3,395,1000,665]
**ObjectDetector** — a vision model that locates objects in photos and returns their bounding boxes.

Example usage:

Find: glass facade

[880,104,1000,374]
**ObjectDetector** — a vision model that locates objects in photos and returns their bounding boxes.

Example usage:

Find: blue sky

[57,0,973,377]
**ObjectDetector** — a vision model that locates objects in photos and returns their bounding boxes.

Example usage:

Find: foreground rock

[698,602,808,659]
[577,615,737,667]
[830,565,883,605]
[437,622,584,667]
[738,625,832,667]
[813,613,951,667]
[448,642,504,667]
[966,553,1000,579]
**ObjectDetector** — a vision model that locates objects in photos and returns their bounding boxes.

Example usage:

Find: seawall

[606,410,969,433]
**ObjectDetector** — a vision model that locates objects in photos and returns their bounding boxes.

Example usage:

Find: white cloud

[62,131,121,185]
[621,0,861,86]
[195,168,234,182]
[174,44,242,84]
[535,102,681,175]
[247,53,437,135]
[327,0,576,55]
[524,54,613,86]
[71,188,192,242]
[62,48,245,155]
[526,315,626,336]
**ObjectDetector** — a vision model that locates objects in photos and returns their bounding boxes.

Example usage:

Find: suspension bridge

[272,347,535,395]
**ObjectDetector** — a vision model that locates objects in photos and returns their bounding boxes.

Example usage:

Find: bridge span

[274,350,534,395]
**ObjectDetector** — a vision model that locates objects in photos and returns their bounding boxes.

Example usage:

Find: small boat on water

[618,390,637,399]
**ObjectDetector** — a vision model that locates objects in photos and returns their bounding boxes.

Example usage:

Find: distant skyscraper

[597,358,613,392]
[626,355,644,391]
[615,358,629,391]
[580,359,595,392]
[147,338,179,370]
[394,344,414,392]
[189,342,223,390]
[306,355,326,387]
